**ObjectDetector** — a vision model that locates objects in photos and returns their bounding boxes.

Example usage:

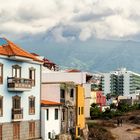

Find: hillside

[17,38,140,73]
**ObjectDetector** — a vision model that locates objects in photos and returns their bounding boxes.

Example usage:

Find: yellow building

[76,85,85,137]
[90,91,97,105]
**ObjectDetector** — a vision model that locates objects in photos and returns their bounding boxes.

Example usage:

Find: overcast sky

[0,0,140,42]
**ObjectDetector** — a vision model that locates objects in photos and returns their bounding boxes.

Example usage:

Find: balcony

[12,108,23,121]
[7,77,32,91]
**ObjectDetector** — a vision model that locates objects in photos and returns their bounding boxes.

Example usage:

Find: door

[13,123,20,140]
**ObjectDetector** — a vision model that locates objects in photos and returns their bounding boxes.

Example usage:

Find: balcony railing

[7,77,32,91]
[12,108,23,121]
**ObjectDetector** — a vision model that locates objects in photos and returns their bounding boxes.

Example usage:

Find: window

[81,107,84,115]
[48,132,51,139]
[0,125,2,140]
[29,96,35,115]
[13,123,20,140]
[55,109,58,120]
[29,122,35,138]
[13,96,21,109]
[0,64,3,84]
[60,89,65,98]
[0,96,3,117]
[62,109,65,121]
[29,68,35,86]
[78,107,80,115]
[12,65,21,78]
[78,127,81,136]
[46,109,49,120]
[70,89,74,98]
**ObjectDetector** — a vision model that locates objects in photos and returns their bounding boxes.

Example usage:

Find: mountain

[16,38,140,73]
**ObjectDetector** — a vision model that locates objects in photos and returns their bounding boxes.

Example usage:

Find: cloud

[0,0,140,42]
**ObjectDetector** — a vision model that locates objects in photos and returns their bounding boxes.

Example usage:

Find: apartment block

[101,68,140,99]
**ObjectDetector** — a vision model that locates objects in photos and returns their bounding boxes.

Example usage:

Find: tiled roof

[66,69,81,72]
[43,58,56,65]
[41,100,62,106]
[0,38,43,63]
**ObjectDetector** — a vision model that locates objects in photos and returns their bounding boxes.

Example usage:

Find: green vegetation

[90,102,140,119]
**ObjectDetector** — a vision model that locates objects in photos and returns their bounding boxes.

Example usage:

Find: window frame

[12,96,21,109]
[12,65,21,78]
[70,89,74,98]
[0,96,3,117]
[13,123,20,140]
[48,132,51,139]
[46,109,49,120]
[78,107,80,115]
[81,107,84,115]
[55,108,58,120]
[0,125,2,140]
[60,89,65,99]
[29,121,35,138]
[0,64,3,84]
[29,96,35,115]
[29,67,36,86]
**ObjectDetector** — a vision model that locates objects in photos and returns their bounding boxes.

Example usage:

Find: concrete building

[0,38,42,140]
[101,68,140,99]
[76,85,85,138]
[41,100,62,140]
[42,70,92,118]
[41,80,77,138]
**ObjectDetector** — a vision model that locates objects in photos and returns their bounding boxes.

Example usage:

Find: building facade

[101,68,140,98]
[42,70,92,118]
[41,80,77,138]
[76,85,85,138]
[41,100,62,140]
[0,38,42,139]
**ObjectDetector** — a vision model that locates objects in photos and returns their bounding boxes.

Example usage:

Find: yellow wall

[76,85,85,137]
[90,91,97,105]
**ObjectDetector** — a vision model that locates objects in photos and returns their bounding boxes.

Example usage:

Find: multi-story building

[42,70,92,118]
[41,68,90,139]
[90,91,106,111]
[76,85,85,138]
[0,38,42,139]
[101,68,140,99]
[41,79,77,139]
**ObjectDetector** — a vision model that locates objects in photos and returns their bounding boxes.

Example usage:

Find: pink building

[96,91,106,111]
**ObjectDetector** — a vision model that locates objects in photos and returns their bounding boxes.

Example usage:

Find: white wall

[102,73,111,95]
[123,73,130,96]
[83,84,91,118]
[41,106,61,140]
[0,57,41,123]
[41,84,60,102]
[42,72,87,84]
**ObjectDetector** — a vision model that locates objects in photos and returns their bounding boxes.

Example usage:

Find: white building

[0,38,42,139]
[41,100,62,140]
[101,68,140,99]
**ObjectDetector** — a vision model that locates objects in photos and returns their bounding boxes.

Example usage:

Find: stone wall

[1,120,40,140]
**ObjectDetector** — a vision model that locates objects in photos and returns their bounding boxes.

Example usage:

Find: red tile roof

[41,100,62,106]
[66,69,81,72]
[0,38,43,63]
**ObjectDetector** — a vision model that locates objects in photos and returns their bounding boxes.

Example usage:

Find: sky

[0,0,140,43]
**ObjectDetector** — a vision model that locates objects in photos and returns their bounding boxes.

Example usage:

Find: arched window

[12,65,21,78]
[29,96,35,115]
